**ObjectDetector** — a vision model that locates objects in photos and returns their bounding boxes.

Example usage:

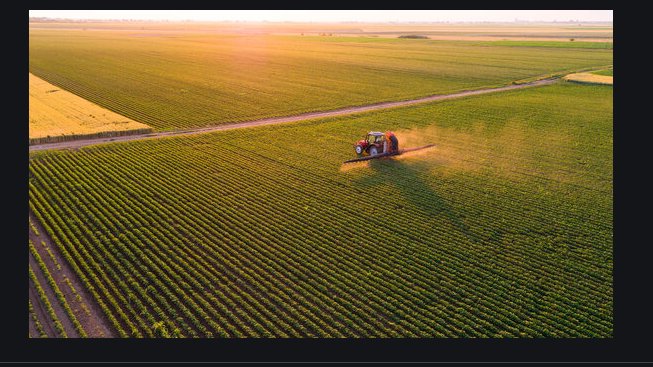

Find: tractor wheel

[355,145,363,155]
[369,146,378,156]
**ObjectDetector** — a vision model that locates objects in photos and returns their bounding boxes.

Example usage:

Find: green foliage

[152,321,170,338]
[30,241,87,337]
[28,299,48,338]
[591,69,613,76]
[29,267,67,337]
[29,201,131,337]
[29,30,612,131]
[63,276,92,317]
[398,35,429,39]
[28,82,612,337]
[41,240,62,271]
[29,218,40,236]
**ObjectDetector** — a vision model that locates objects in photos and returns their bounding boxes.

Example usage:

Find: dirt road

[29,78,558,152]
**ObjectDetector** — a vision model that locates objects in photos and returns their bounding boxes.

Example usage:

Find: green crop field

[29,29,612,131]
[29,81,613,337]
[591,68,614,76]
[487,40,613,49]
[29,240,87,338]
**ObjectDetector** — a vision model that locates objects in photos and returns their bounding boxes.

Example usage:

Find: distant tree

[398,35,429,39]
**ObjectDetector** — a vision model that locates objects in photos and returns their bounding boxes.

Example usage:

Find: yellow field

[563,72,613,85]
[29,73,152,144]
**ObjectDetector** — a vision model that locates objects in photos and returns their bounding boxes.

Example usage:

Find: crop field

[563,72,614,85]
[486,40,612,49]
[29,211,113,338]
[29,239,86,338]
[29,22,613,42]
[29,73,152,144]
[29,28,612,131]
[591,68,613,76]
[28,81,613,337]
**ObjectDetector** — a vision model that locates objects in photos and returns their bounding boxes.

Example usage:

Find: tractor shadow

[350,158,480,244]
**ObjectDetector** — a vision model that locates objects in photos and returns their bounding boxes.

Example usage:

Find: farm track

[29,78,558,152]
[29,211,116,337]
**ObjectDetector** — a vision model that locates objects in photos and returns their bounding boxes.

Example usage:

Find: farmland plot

[29,29,612,131]
[29,73,152,144]
[564,72,613,85]
[29,82,612,337]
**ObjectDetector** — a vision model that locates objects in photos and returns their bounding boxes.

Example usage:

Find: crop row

[29,266,66,337]
[29,240,87,337]
[28,299,48,338]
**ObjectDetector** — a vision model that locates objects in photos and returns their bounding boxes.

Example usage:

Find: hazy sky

[29,10,613,23]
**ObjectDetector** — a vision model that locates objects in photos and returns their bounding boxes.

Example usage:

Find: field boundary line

[511,64,612,85]
[29,78,558,152]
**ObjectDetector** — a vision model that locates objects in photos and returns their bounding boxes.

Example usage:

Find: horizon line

[28,17,614,24]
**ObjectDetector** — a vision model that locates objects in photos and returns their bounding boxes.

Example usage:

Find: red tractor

[354,131,399,156]
[345,131,434,164]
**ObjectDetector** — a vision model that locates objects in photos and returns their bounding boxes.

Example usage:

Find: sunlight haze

[29,10,613,23]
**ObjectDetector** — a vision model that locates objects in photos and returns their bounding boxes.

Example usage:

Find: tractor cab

[364,131,385,145]
[354,132,384,156]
